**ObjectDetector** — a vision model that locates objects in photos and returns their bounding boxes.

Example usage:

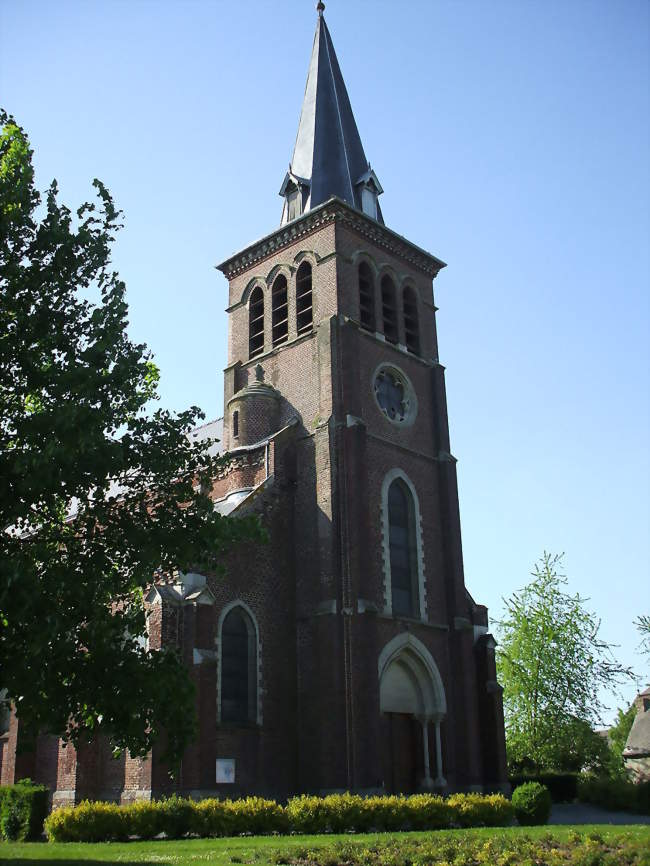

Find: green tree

[0,112,261,764]
[604,704,636,778]
[634,614,650,657]
[495,552,633,772]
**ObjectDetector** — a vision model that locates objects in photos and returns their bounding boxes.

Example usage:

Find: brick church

[0,5,508,805]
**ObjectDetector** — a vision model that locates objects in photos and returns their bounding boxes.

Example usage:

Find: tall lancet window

[388,479,419,618]
[359,262,375,331]
[249,287,265,359]
[272,275,289,346]
[403,286,420,355]
[220,607,257,724]
[296,262,313,335]
[381,275,398,344]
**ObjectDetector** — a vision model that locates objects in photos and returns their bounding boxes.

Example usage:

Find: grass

[0,825,649,866]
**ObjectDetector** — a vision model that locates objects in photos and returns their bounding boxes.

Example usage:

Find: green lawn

[0,826,649,866]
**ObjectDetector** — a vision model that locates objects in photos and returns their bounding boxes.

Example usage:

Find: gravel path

[549,803,650,825]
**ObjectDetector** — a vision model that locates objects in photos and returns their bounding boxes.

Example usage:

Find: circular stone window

[372,365,417,425]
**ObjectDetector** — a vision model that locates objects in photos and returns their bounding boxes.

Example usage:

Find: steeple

[280,4,384,226]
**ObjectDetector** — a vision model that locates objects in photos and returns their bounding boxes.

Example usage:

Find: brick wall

[2,203,506,805]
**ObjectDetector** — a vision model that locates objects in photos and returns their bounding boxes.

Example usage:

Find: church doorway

[381,712,419,794]
[378,634,447,793]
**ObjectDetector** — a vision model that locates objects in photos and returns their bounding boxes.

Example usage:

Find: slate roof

[189,417,224,458]
[280,7,383,224]
[624,708,650,758]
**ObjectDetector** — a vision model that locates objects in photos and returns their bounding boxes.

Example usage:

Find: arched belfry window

[249,287,265,359]
[220,606,257,724]
[358,262,375,331]
[296,262,313,335]
[403,286,420,355]
[388,479,419,618]
[271,275,289,347]
[381,276,398,344]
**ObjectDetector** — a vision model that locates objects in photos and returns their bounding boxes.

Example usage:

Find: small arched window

[249,286,265,359]
[272,275,289,347]
[388,480,419,618]
[381,276,398,344]
[403,286,420,355]
[232,410,239,439]
[296,262,313,335]
[220,607,257,724]
[358,262,375,331]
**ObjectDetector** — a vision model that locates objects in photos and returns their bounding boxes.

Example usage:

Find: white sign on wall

[216,758,236,784]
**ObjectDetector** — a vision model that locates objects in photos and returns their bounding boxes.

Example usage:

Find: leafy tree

[496,552,633,773]
[604,704,636,778]
[0,112,261,765]
[634,614,650,657]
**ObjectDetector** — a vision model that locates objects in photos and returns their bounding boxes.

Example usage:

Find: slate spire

[280,4,384,225]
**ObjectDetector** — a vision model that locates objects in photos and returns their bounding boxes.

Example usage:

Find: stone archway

[378,634,446,792]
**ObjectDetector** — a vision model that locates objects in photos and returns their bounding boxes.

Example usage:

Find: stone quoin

[0,4,508,805]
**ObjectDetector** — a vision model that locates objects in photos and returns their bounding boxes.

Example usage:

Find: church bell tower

[216,3,508,795]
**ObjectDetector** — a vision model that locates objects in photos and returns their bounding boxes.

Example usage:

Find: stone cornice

[217,198,446,280]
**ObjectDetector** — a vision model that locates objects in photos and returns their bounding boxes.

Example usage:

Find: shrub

[403,793,451,830]
[0,780,49,841]
[125,799,162,840]
[192,798,229,837]
[636,780,650,814]
[44,790,515,842]
[509,773,578,802]
[156,795,194,839]
[45,800,128,843]
[511,782,552,826]
[226,797,287,835]
[577,775,650,815]
[447,792,514,827]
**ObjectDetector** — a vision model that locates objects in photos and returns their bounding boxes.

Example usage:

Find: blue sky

[2,0,648,720]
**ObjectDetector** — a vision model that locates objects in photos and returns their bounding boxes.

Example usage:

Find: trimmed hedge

[45,791,514,842]
[0,780,49,841]
[577,775,650,815]
[511,782,552,826]
[509,773,578,803]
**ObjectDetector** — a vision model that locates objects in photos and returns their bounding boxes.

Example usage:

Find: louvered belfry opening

[248,286,265,359]
[403,286,420,355]
[381,275,398,344]
[272,274,289,346]
[359,262,375,331]
[296,262,313,335]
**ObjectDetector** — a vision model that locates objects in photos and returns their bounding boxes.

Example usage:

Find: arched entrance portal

[378,634,446,793]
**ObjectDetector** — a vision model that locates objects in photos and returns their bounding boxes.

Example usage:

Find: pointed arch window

[249,286,265,359]
[381,275,398,344]
[388,479,419,618]
[272,275,289,347]
[359,262,375,331]
[296,262,313,335]
[220,606,257,724]
[403,286,420,355]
